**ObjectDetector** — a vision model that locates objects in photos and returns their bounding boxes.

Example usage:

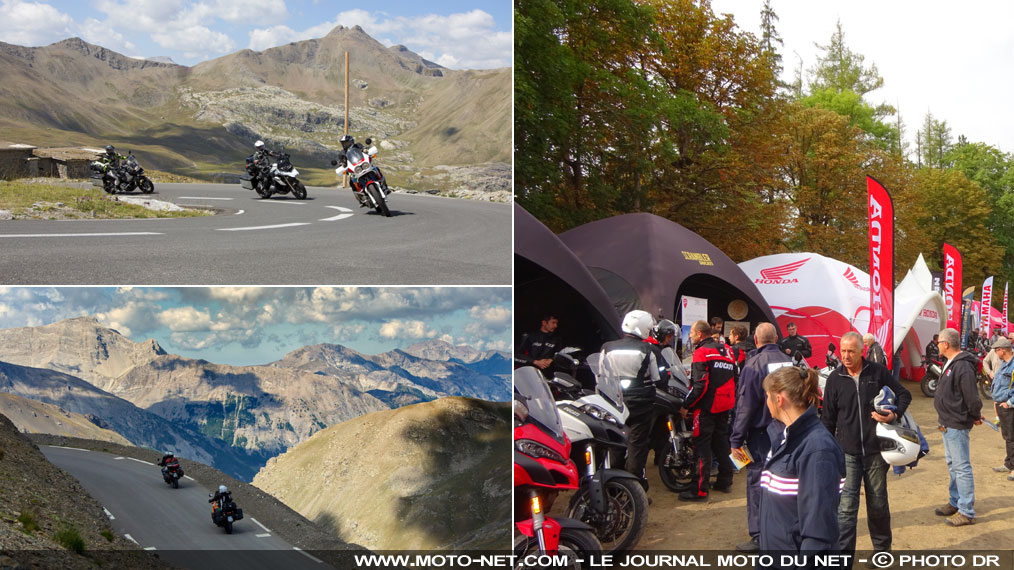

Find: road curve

[0,183,511,285]
[41,446,330,570]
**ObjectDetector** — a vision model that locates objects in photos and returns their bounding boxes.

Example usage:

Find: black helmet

[339,134,353,150]
[653,319,678,344]
[105,145,115,153]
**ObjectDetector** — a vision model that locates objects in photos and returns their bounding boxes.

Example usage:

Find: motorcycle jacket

[778,334,812,359]
[865,341,888,366]
[158,454,178,467]
[759,407,846,552]
[821,358,912,457]
[935,351,983,429]
[729,344,793,450]
[96,152,126,173]
[599,334,659,405]
[513,330,562,369]
[686,337,737,414]
[925,340,940,361]
[210,491,232,505]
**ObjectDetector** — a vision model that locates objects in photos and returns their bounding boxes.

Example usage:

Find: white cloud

[378,319,436,340]
[0,0,75,46]
[157,306,215,332]
[469,305,511,326]
[248,9,511,69]
[213,0,287,25]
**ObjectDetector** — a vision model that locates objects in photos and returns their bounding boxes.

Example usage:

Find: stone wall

[0,148,34,180]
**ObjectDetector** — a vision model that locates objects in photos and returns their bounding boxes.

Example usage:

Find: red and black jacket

[686,337,737,414]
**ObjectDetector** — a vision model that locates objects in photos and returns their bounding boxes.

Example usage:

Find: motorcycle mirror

[330,160,338,166]
[364,138,372,145]
[828,342,836,351]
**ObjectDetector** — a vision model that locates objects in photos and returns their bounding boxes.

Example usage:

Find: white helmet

[218,485,228,493]
[254,140,264,149]
[876,422,921,466]
[621,310,655,340]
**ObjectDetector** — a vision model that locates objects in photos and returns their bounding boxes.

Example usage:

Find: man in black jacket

[821,331,911,556]
[729,322,791,552]
[514,314,561,377]
[933,327,983,526]
[778,322,812,359]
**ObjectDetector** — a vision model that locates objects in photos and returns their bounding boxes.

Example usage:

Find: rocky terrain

[0,414,171,569]
[0,392,130,445]
[0,26,510,199]
[0,317,511,480]
[253,397,511,551]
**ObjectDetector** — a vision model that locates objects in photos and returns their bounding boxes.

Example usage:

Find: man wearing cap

[990,337,1014,480]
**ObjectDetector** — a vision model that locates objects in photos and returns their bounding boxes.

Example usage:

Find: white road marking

[250,517,271,533]
[124,534,138,544]
[144,547,157,551]
[293,547,324,564]
[0,232,163,238]
[184,475,194,481]
[256,533,272,538]
[47,446,89,452]
[216,223,311,231]
[235,210,245,215]
[177,197,233,200]
[127,457,153,466]
[320,206,354,221]
[103,508,115,520]
[261,201,305,205]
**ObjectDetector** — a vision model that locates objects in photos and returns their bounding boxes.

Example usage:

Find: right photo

[515,0,1014,563]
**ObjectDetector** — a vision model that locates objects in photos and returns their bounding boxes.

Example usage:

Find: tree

[809,20,884,97]
[917,111,952,168]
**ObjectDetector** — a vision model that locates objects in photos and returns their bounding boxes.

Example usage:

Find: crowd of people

[516,312,1011,558]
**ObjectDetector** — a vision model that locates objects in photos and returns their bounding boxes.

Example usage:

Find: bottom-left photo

[0,286,511,568]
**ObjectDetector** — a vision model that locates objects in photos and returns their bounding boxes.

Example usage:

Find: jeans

[941,427,975,518]
[838,453,891,553]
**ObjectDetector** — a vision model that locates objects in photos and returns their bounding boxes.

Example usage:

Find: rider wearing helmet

[210,484,232,506]
[158,450,183,478]
[249,140,280,193]
[599,309,660,486]
[96,145,127,188]
[334,134,390,200]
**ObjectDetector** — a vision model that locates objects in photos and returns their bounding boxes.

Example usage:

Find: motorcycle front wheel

[171,477,178,489]
[291,180,307,200]
[658,446,695,492]
[921,374,937,398]
[225,519,233,534]
[567,478,648,554]
[140,177,154,193]
[513,530,601,570]
[980,373,994,401]
[367,183,391,217]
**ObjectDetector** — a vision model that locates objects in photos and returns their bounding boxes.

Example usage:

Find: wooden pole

[343,51,349,188]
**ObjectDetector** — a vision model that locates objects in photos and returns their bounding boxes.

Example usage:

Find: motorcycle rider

[335,134,390,197]
[250,140,279,192]
[681,320,737,501]
[210,485,232,507]
[514,314,563,378]
[158,450,182,479]
[96,145,127,189]
[926,334,940,362]
[599,310,660,487]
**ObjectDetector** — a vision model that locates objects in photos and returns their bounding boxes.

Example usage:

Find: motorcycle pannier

[240,175,254,190]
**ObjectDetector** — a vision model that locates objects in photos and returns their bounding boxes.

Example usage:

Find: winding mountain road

[41,446,331,570]
[0,183,511,285]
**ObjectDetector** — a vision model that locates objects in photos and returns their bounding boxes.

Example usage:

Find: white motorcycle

[254,152,307,200]
[331,138,391,217]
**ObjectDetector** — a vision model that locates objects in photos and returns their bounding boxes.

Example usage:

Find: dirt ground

[567,387,1014,551]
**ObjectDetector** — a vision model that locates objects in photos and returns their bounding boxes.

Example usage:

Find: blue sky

[0,287,512,365]
[0,0,512,68]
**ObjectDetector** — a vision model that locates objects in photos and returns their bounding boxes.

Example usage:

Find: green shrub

[17,510,39,533]
[54,525,85,553]
[100,529,115,542]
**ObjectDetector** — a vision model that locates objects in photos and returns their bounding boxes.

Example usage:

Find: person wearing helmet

[334,134,390,199]
[758,365,845,554]
[249,140,280,194]
[96,145,127,189]
[158,450,183,480]
[680,320,738,501]
[209,484,232,507]
[599,309,660,486]
[820,331,911,554]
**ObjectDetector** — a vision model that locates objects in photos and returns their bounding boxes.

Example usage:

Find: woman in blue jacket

[760,366,846,554]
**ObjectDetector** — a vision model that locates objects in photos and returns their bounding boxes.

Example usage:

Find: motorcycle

[161,461,183,489]
[920,355,944,398]
[90,151,154,194]
[331,138,391,217]
[514,367,602,567]
[209,493,243,534]
[653,347,696,493]
[242,152,307,200]
[556,353,648,554]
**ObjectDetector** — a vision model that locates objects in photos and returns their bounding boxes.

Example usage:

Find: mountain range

[0,25,510,195]
[0,317,510,480]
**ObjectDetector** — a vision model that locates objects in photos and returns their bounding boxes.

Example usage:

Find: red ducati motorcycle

[514,367,601,568]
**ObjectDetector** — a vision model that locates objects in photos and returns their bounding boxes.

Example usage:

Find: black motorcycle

[241,152,307,200]
[90,151,154,194]
[161,462,183,489]
[210,494,243,534]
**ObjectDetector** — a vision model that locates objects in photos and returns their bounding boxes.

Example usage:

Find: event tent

[514,204,621,353]
[738,252,947,380]
[558,213,778,334]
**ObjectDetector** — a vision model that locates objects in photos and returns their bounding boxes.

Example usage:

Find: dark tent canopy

[559,213,778,333]
[515,204,621,353]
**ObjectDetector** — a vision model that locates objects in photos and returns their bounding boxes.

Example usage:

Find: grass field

[0,180,211,219]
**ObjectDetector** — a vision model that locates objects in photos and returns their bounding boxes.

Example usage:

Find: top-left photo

[0,0,511,285]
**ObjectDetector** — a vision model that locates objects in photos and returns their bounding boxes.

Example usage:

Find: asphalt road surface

[41,446,331,570]
[0,183,511,285]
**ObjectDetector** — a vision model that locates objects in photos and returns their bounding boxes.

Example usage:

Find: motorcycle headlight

[579,403,619,424]
[515,438,566,464]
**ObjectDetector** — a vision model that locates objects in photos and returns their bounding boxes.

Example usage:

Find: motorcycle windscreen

[347,147,366,166]
[587,352,626,415]
[514,367,567,445]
